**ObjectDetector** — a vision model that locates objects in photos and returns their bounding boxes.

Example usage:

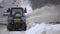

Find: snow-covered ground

[0,25,26,34]
[0,23,60,34]
[26,23,60,34]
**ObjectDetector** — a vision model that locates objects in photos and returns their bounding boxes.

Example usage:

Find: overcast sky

[0,0,3,3]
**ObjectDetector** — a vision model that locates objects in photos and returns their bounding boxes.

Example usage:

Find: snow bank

[26,23,46,34]
[26,23,60,34]
[46,24,60,34]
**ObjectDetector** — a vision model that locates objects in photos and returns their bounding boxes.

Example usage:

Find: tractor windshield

[12,9,22,17]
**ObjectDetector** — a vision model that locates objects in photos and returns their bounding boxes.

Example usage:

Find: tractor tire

[7,23,13,31]
[21,22,27,31]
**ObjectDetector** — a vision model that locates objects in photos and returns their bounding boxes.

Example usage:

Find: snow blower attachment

[3,7,27,31]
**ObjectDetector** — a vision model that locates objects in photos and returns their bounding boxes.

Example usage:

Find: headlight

[14,18,21,24]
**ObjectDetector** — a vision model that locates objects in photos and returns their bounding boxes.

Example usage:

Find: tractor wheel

[21,23,27,31]
[7,23,13,31]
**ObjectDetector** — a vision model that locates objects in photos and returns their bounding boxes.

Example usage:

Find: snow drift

[26,23,60,34]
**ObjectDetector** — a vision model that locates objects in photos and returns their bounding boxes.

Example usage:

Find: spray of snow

[20,0,32,14]
[27,5,60,24]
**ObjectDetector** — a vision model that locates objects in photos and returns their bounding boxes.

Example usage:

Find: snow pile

[27,22,36,29]
[26,23,60,34]
[27,5,60,24]
[26,23,46,34]
[46,24,60,34]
